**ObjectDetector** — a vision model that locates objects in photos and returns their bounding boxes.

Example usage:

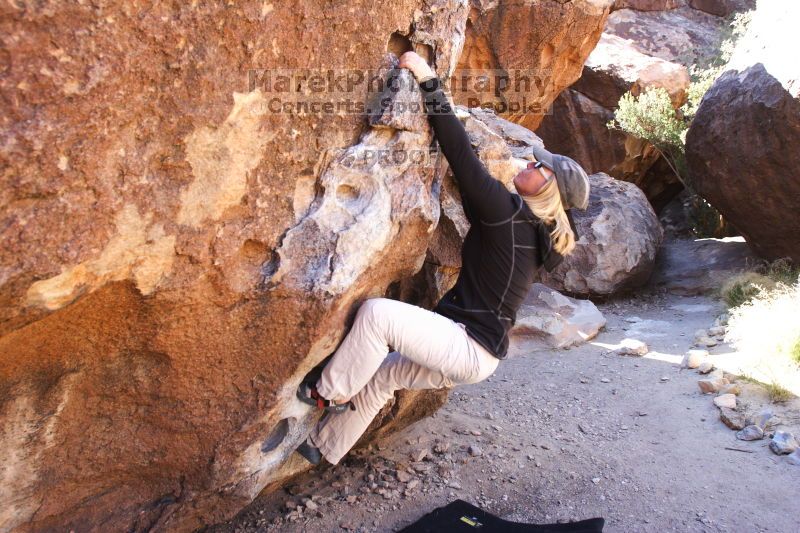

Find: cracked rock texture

[0,1,469,531]
[686,1,800,262]
[453,0,614,131]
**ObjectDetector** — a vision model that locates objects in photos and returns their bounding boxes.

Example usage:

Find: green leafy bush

[607,11,753,237]
[611,88,687,180]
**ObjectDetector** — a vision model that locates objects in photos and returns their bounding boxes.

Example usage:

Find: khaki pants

[311,297,500,464]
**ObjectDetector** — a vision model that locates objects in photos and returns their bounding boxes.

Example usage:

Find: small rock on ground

[719,407,746,430]
[736,425,764,441]
[616,338,649,356]
[697,361,714,374]
[787,450,800,466]
[698,377,727,394]
[746,408,773,430]
[769,431,799,455]
[719,383,741,395]
[713,394,736,409]
[683,349,708,369]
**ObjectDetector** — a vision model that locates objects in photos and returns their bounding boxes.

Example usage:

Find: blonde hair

[522,178,576,256]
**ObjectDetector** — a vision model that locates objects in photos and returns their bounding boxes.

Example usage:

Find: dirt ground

[210,289,800,533]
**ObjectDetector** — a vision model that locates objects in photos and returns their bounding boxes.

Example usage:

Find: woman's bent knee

[357,297,394,324]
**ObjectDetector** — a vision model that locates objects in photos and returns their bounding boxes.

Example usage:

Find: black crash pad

[399,499,604,533]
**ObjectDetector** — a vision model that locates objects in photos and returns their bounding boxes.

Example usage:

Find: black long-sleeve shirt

[419,76,564,359]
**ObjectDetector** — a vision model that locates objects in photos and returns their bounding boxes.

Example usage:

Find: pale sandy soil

[210,289,800,533]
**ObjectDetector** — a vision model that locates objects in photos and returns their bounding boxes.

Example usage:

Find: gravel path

[210,290,800,532]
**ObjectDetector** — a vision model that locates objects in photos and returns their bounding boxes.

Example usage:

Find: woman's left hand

[398,51,435,82]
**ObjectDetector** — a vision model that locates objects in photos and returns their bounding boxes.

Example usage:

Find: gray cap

[529,144,590,211]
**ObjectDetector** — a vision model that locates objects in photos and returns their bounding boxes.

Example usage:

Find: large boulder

[453,0,613,131]
[538,173,664,296]
[0,2,469,531]
[510,284,606,352]
[686,2,800,262]
[650,236,756,295]
[536,6,724,208]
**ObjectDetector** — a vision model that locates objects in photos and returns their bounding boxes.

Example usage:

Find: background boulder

[686,1,800,262]
[538,173,664,296]
[650,236,757,295]
[536,5,726,211]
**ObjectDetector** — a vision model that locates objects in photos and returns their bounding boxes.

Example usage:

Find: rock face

[539,173,664,296]
[511,284,606,351]
[454,0,613,131]
[650,236,756,295]
[613,0,685,10]
[536,6,724,206]
[686,3,800,262]
[0,2,470,531]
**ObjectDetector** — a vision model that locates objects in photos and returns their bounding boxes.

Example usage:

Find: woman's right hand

[398,51,435,82]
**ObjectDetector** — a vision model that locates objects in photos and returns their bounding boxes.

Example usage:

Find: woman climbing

[293,51,591,465]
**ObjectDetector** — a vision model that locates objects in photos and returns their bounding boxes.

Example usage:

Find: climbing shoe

[296,381,355,413]
[295,437,322,466]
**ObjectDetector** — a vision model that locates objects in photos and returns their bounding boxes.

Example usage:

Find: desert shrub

[765,382,793,403]
[608,11,753,237]
[721,259,799,308]
[720,272,776,308]
[611,87,687,181]
[763,257,800,286]
[738,373,794,404]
